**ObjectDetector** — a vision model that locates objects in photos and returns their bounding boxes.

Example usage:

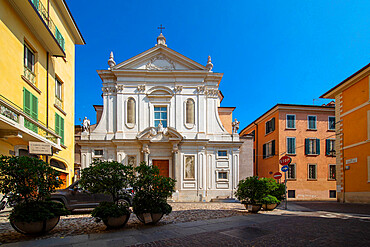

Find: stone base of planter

[244,204,262,213]
[10,216,60,235]
[103,214,130,229]
[262,203,278,211]
[136,213,164,224]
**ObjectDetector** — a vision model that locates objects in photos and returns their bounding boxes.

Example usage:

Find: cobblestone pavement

[0,202,248,244]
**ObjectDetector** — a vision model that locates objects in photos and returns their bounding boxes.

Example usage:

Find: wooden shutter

[263,144,266,159]
[326,139,329,155]
[272,140,275,156]
[55,113,60,137]
[316,139,320,155]
[60,117,64,145]
[305,138,309,155]
[23,88,31,115]
[271,118,275,131]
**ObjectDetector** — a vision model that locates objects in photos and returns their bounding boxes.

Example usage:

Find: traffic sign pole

[280,156,292,210]
[284,171,287,210]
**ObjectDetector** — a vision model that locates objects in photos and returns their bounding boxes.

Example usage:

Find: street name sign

[273,172,282,179]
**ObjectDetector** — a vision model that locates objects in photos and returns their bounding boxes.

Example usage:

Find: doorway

[152,160,169,177]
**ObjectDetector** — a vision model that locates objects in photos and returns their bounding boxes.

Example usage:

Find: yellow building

[0,0,85,187]
[321,63,370,203]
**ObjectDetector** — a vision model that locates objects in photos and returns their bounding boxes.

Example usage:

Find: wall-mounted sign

[345,158,357,164]
[29,142,52,155]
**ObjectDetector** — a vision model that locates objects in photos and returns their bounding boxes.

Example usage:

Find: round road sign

[273,172,282,179]
[281,165,289,172]
[279,155,292,166]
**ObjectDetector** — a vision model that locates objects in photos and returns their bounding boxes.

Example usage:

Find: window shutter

[23,88,31,115]
[326,139,329,155]
[316,139,320,155]
[60,117,64,145]
[292,138,296,154]
[272,140,275,156]
[55,113,60,137]
[263,144,266,159]
[271,118,275,131]
[305,138,309,155]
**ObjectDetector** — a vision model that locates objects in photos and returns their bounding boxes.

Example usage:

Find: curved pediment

[137,124,182,143]
[147,86,173,98]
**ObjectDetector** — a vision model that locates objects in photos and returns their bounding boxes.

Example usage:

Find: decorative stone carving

[145,55,175,70]
[184,155,195,179]
[206,56,213,71]
[206,89,218,97]
[172,143,179,153]
[116,85,124,92]
[0,105,19,123]
[137,85,146,92]
[102,87,117,93]
[108,51,116,68]
[142,144,150,154]
[174,86,183,93]
[232,118,240,134]
[82,117,90,133]
[196,86,205,93]
[156,33,167,46]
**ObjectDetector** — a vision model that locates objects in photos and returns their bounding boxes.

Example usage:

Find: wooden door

[153,160,169,177]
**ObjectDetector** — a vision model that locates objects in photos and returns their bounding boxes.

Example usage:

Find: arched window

[127,98,136,124]
[186,99,195,125]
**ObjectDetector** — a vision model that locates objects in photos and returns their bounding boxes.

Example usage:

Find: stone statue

[82,117,90,132]
[185,156,195,179]
[232,118,240,134]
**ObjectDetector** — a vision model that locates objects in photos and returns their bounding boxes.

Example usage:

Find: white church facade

[77,34,243,202]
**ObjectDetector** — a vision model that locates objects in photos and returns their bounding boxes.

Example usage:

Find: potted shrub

[235,176,265,213]
[260,195,280,210]
[79,160,134,228]
[0,155,69,235]
[259,177,280,211]
[132,162,175,224]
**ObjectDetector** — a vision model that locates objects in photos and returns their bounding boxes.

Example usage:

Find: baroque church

[77,33,243,202]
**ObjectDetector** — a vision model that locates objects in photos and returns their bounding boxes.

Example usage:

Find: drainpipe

[46,52,49,128]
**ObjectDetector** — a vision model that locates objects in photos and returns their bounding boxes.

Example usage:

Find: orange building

[321,63,370,203]
[240,104,337,201]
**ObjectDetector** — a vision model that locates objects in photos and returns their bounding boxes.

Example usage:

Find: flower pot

[103,213,130,228]
[244,204,262,213]
[10,216,60,235]
[136,212,164,224]
[262,203,278,211]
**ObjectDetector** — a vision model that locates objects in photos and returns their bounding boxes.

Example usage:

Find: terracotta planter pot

[10,216,60,235]
[103,213,130,228]
[244,204,262,213]
[262,203,278,211]
[136,212,164,224]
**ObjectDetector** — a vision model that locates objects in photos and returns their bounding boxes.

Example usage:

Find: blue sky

[69,0,370,131]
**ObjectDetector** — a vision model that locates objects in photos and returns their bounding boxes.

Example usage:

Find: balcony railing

[55,97,63,110]
[30,0,65,51]
[0,94,60,145]
[24,66,36,85]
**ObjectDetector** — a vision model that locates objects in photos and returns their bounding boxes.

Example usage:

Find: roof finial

[156,25,167,46]
[108,51,116,69]
[206,55,213,71]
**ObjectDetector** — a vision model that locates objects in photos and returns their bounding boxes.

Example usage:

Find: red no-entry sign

[273,172,282,179]
[279,155,292,166]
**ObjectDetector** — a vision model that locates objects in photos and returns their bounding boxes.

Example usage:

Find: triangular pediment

[112,45,207,71]
[137,125,183,143]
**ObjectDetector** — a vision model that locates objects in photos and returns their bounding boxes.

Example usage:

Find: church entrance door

[153,160,169,177]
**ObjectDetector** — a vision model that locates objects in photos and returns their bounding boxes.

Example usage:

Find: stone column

[172,143,179,190]
[142,144,150,165]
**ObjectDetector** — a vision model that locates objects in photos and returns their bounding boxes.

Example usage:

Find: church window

[218,172,227,180]
[127,98,136,125]
[154,106,167,127]
[186,99,195,125]
[94,150,103,156]
[218,150,227,157]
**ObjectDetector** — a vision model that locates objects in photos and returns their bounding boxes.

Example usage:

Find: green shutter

[316,139,320,155]
[23,88,31,115]
[60,117,64,145]
[55,113,60,137]
[326,139,329,155]
[305,138,309,155]
[272,140,275,156]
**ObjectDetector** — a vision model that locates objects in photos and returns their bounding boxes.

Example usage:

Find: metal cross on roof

[157,24,165,34]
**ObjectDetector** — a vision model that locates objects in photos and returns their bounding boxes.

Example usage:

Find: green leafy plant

[260,195,280,205]
[132,162,175,215]
[270,183,285,202]
[0,155,69,224]
[235,176,265,204]
[92,201,130,222]
[79,160,134,221]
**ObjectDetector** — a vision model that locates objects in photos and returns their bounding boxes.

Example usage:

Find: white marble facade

[78,34,242,202]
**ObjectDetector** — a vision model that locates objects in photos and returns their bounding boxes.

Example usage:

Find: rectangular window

[288,190,295,198]
[328,116,335,130]
[329,164,336,180]
[329,190,336,198]
[24,44,35,72]
[218,150,227,157]
[218,172,227,180]
[55,78,62,100]
[287,137,296,155]
[326,139,335,156]
[305,138,320,155]
[265,117,275,135]
[308,164,317,180]
[251,130,255,141]
[287,164,296,179]
[55,113,64,145]
[23,88,38,133]
[263,140,275,159]
[94,150,103,156]
[308,115,317,130]
[286,114,296,129]
[154,106,167,127]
